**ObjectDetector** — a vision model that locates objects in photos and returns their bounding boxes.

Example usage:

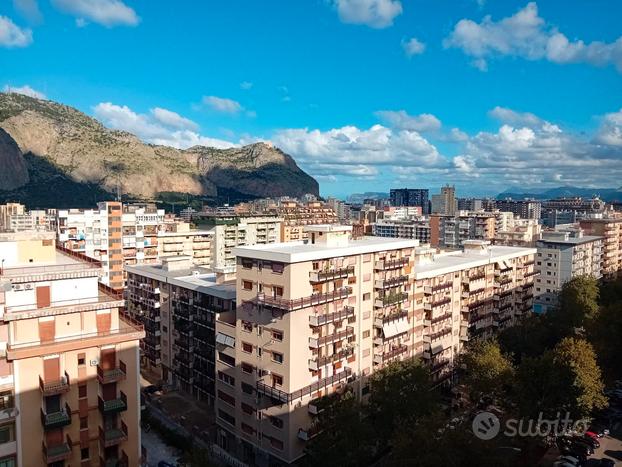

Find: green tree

[303,390,376,467]
[368,358,439,445]
[552,337,608,418]
[498,315,555,364]
[459,339,514,401]
[549,276,599,335]
[588,301,622,381]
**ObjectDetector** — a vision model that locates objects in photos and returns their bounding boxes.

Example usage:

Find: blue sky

[1,0,622,198]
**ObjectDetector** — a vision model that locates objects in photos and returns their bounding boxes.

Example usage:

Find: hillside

[0,93,318,208]
[497,186,622,202]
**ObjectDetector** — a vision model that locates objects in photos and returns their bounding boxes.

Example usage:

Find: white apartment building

[534,230,603,313]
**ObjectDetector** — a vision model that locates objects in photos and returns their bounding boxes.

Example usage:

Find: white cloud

[13,0,43,23]
[240,81,253,90]
[2,84,46,99]
[150,107,198,131]
[51,0,139,27]
[375,110,441,132]
[334,0,402,29]
[202,95,244,114]
[402,37,425,56]
[594,109,622,147]
[444,2,622,72]
[93,102,236,149]
[0,15,32,47]
[488,106,542,126]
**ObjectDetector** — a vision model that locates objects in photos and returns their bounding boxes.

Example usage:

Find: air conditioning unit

[24,284,33,290]
[13,284,22,291]
[90,358,99,366]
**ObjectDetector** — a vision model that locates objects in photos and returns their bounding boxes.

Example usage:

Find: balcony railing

[426,312,453,326]
[424,327,452,343]
[430,358,451,373]
[309,306,355,327]
[256,367,352,404]
[99,422,128,447]
[255,287,352,312]
[374,309,409,328]
[98,392,127,414]
[373,345,408,364]
[375,292,409,308]
[41,403,71,430]
[308,347,354,371]
[39,371,70,396]
[309,327,354,348]
[374,275,408,289]
[424,283,453,295]
[309,266,355,283]
[374,257,409,271]
[97,361,127,384]
[42,435,72,464]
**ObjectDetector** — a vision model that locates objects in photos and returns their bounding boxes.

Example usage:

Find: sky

[1,0,622,199]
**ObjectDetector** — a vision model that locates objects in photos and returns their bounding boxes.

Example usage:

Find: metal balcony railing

[309,327,354,348]
[42,434,72,464]
[309,266,355,283]
[41,403,71,430]
[256,287,352,312]
[39,371,70,396]
[374,275,408,289]
[309,306,355,327]
[374,257,409,271]
[98,392,127,414]
[256,367,352,404]
[97,361,127,384]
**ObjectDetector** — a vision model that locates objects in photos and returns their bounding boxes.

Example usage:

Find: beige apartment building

[213,226,536,465]
[494,218,542,247]
[278,201,339,242]
[429,212,496,248]
[579,217,622,277]
[0,231,144,467]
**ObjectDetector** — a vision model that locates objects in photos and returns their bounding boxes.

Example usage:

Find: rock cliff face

[0,93,318,207]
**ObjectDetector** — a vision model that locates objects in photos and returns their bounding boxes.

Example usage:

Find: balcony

[98,392,127,414]
[430,358,450,373]
[42,435,72,464]
[97,361,127,384]
[309,306,355,327]
[463,272,486,283]
[256,287,352,312]
[309,266,355,283]
[100,451,129,467]
[99,422,128,448]
[373,345,408,364]
[374,275,408,289]
[41,403,71,430]
[39,371,70,396]
[374,309,408,328]
[375,292,409,308]
[495,276,513,286]
[309,327,354,349]
[425,311,453,326]
[424,283,452,295]
[256,367,352,405]
[423,327,452,343]
[308,347,354,371]
[374,257,409,271]
[298,424,321,441]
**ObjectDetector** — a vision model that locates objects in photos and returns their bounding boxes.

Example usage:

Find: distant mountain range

[497,186,622,202]
[0,93,318,209]
[346,192,390,204]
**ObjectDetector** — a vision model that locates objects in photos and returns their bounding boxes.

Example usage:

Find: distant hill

[497,186,622,202]
[0,92,318,208]
[347,192,389,204]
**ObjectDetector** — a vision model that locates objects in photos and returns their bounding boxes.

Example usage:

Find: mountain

[0,93,318,208]
[497,186,622,202]
[346,192,390,204]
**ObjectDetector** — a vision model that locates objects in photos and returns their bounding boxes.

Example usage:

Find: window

[272,352,283,364]
[217,390,236,407]
[0,424,14,444]
[241,383,254,395]
[80,417,88,429]
[243,280,253,291]
[81,448,89,460]
[78,384,87,398]
[269,416,284,429]
[242,259,253,269]
[218,352,235,367]
[270,436,284,450]
[362,330,370,338]
[241,423,256,435]
[363,293,371,301]
[241,403,256,415]
[273,286,283,297]
[241,362,254,374]
[242,321,253,332]
[218,409,235,426]
[271,330,283,342]
[0,457,16,467]
[272,374,283,386]
[272,263,284,274]
[242,342,253,353]
[218,371,235,387]
[77,353,86,366]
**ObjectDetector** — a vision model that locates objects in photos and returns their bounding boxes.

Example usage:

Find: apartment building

[429,212,496,248]
[195,214,282,270]
[125,257,235,405]
[277,201,339,242]
[412,241,536,383]
[495,218,542,247]
[0,231,144,466]
[326,198,352,224]
[431,185,457,216]
[157,223,213,267]
[579,218,622,277]
[389,188,430,214]
[534,231,603,313]
[213,227,536,465]
[372,219,431,244]
[493,200,542,220]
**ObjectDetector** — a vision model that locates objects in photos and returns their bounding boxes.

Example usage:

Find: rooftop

[537,234,603,246]
[233,236,418,263]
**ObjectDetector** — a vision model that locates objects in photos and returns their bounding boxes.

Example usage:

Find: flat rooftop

[413,245,537,279]
[233,236,418,263]
[125,263,235,299]
[537,235,603,245]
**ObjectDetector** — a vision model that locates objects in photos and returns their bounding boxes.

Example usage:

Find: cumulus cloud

[93,102,236,149]
[51,0,139,27]
[375,110,441,132]
[2,84,46,99]
[444,2,622,72]
[13,0,43,23]
[202,95,244,114]
[488,106,542,127]
[0,15,32,47]
[594,109,622,147]
[334,0,402,29]
[402,37,425,56]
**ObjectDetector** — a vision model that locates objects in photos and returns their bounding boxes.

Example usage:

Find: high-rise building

[0,203,56,233]
[534,230,603,313]
[429,212,496,248]
[431,185,456,216]
[0,231,145,466]
[494,199,542,220]
[389,189,430,214]
[277,201,339,242]
[213,226,536,465]
[125,257,236,403]
[579,217,622,277]
[372,219,431,244]
[0,203,25,231]
[457,198,483,212]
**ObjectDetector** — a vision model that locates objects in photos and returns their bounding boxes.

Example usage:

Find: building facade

[429,213,496,248]
[494,200,542,220]
[389,189,430,214]
[579,218,622,277]
[372,219,431,244]
[0,231,144,466]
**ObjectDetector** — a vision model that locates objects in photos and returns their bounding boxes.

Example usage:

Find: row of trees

[303,276,622,466]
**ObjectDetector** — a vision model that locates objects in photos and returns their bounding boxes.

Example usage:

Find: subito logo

[472,411,501,440]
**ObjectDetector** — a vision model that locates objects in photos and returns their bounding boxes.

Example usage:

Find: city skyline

[2,0,622,197]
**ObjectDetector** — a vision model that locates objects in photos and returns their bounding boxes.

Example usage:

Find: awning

[216,332,235,348]
[431,343,444,355]
[383,317,409,339]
